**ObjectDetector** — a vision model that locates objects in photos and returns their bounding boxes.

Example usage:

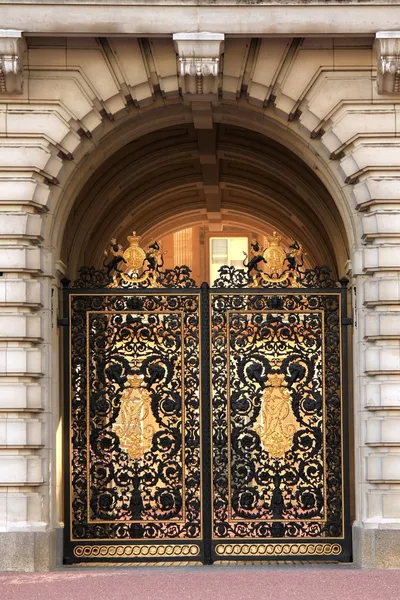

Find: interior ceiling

[63,122,348,277]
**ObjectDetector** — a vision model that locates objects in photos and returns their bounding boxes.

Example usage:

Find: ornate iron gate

[62,232,351,564]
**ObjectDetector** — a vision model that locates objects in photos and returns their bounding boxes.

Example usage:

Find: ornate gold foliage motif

[73,544,201,558]
[255,371,300,458]
[112,373,156,461]
[69,294,202,545]
[215,543,342,557]
[210,294,344,543]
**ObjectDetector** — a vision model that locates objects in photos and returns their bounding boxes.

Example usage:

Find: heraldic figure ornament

[71,230,197,288]
[104,231,164,288]
[112,373,156,461]
[255,371,300,458]
[69,228,336,290]
[214,230,336,289]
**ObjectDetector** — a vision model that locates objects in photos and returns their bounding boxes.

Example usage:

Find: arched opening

[55,110,353,564]
[60,121,349,281]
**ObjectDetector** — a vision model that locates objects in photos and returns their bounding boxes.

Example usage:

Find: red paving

[1,567,400,600]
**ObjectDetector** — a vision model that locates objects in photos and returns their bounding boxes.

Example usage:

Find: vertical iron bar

[200,282,213,564]
[340,277,352,561]
[61,281,72,563]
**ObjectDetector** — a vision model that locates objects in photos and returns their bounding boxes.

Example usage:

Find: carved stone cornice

[376,32,400,94]
[0,30,25,94]
[173,32,224,97]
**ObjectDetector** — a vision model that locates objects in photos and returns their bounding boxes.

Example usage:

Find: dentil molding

[0,30,25,94]
[376,32,400,94]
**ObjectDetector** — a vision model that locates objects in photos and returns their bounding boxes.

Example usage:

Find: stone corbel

[173,32,224,97]
[0,30,25,94]
[376,32,400,94]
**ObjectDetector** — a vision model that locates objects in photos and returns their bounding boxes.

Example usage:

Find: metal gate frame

[60,231,352,564]
[60,281,351,565]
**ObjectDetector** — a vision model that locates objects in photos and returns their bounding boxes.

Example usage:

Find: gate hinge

[57,318,69,327]
[341,317,353,326]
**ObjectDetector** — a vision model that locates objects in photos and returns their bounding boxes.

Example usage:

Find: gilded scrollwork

[69,293,201,542]
[211,292,343,541]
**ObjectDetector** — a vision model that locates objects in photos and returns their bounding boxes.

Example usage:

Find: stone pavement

[1,566,400,600]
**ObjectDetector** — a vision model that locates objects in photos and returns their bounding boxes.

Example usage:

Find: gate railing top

[69,230,338,290]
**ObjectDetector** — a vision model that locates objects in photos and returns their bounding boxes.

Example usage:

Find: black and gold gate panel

[64,289,205,563]
[62,231,351,564]
[210,290,349,561]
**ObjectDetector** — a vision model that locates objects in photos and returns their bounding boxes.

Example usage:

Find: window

[209,236,248,283]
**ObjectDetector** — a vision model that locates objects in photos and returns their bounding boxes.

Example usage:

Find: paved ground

[1,566,400,600]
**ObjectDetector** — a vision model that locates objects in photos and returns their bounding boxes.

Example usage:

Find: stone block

[331,108,395,146]
[354,177,400,208]
[0,494,6,528]
[2,279,41,306]
[0,213,42,239]
[0,456,42,485]
[67,46,121,102]
[365,343,400,374]
[0,314,41,340]
[342,144,400,176]
[364,278,400,306]
[367,417,400,444]
[0,383,43,411]
[353,525,376,568]
[376,530,400,568]
[149,39,179,97]
[6,109,70,145]
[365,381,400,409]
[367,453,400,482]
[0,529,57,571]
[28,76,93,123]
[0,348,42,376]
[0,418,43,446]
[0,140,52,171]
[365,312,400,338]
[383,493,400,519]
[0,247,41,273]
[363,211,400,238]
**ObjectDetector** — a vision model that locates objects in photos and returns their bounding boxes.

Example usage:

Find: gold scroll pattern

[215,543,342,557]
[255,371,300,458]
[112,373,157,460]
[73,544,200,558]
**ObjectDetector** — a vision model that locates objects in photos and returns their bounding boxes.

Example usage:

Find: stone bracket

[0,30,25,94]
[173,32,224,97]
[376,32,400,94]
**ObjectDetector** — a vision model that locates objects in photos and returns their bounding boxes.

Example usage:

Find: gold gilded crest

[263,231,286,275]
[123,232,146,273]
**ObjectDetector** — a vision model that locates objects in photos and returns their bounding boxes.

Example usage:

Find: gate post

[200,282,213,564]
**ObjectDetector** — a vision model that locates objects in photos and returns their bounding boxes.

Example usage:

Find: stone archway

[1,29,399,571]
[53,107,356,565]
[59,118,351,279]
